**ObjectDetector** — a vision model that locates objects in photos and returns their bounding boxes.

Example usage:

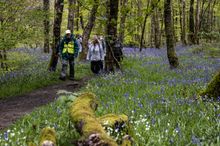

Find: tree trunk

[188,0,195,44]
[153,8,161,49]
[118,0,128,45]
[181,0,187,45]
[67,0,75,32]
[48,0,64,71]
[105,0,120,72]
[210,0,217,42]
[194,0,200,44]
[139,0,160,51]
[79,0,99,60]
[150,14,155,48]
[164,0,179,68]
[199,0,206,32]
[75,0,80,31]
[80,15,84,30]
[43,0,50,53]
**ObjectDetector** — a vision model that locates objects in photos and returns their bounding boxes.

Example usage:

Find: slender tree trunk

[181,0,187,45]
[153,8,161,48]
[172,4,177,44]
[195,0,200,44]
[105,0,119,72]
[67,0,75,32]
[118,0,128,45]
[75,0,80,31]
[199,0,206,32]
[43,0,50,53]
[150,14,154,48]
[210,0,217,42]
[79,0,99,60]
[139,0,160,51]
[80,15,84,30]
[188,0,195,44]
[48,0,64,71]
[164,0,179,68]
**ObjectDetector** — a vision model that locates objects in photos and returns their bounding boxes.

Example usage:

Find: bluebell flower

[169,137,174,144]
[151,118,156,125]
[191,135,200,145]
[4,131,8,141]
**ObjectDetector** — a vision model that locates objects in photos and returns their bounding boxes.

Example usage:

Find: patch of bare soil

[0,77,90,130]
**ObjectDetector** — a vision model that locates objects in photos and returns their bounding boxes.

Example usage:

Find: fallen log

[70,92,118,146]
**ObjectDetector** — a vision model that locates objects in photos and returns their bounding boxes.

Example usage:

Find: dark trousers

[91,60,103,74]
[60,58,75,78]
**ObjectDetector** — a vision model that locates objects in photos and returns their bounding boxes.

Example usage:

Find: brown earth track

[0,77,90,131]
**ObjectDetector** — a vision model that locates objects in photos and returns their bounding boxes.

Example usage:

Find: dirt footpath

[0,77,90,130]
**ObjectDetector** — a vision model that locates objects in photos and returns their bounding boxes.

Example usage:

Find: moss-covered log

[70,92,118,146]
[39,127,56,146]
[200,70,220,99]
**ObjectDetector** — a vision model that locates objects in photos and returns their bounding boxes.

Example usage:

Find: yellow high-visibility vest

[62,41,74,54]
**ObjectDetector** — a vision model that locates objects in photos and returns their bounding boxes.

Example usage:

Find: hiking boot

[59,76,66,81]
[69,77,74,81]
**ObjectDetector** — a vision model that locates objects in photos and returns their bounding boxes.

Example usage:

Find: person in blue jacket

[58,30,79,81]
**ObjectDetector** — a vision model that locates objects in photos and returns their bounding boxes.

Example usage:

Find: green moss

[200,70,220,99]
[122,139,132,146]
[27,142,37,146]
[39,127,56,146]
[69,92,117,146]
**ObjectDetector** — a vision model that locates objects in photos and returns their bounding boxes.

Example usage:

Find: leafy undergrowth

[0,46,220,145]
[189,43,220,58]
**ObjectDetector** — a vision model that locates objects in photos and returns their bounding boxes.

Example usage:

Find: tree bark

[153,8,161,49]
[194,0,200,44]
[43,0,50,53]
[118,0,128,45]
[139,0,160,51]
[67,0,75,33]
[75,0,80,31]
[188,0,195,44]
[105,0,120,72]
[164,0,179,68]
[79,0,99,60]
[181,0,187,45]
[48,0,64,71]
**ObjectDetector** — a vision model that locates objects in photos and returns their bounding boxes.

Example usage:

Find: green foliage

[0,101,80,146]
[0,0,45,50]
[190,44,220,58]
[199,31,220,42]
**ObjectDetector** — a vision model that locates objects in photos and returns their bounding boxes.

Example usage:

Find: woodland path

[0,77,90,130]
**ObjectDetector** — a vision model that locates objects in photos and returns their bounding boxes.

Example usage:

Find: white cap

[65,30,71,34]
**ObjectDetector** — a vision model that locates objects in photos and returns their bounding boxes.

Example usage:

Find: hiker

[76,34,83,53]
[87,35,105,74]
[58,30,79,80]
[113,38,123,69]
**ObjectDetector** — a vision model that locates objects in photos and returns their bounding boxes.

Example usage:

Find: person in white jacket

[87,35,105,74]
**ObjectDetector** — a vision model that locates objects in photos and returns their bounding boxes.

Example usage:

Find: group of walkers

[57,29,121,81]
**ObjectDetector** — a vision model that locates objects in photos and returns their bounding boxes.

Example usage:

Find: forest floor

[0,76,91,130]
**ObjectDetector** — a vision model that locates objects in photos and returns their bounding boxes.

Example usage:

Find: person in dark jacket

[58,30,79,80]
